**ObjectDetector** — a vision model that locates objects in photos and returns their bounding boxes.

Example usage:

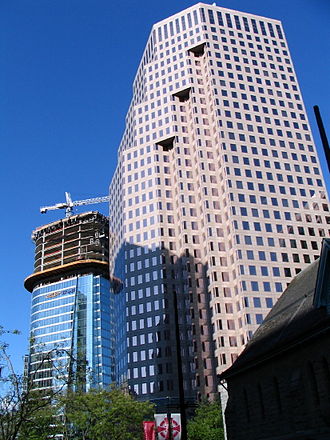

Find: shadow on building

[112,241,218,417]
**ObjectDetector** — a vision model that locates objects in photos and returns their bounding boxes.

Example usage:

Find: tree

[0,327,154,440]
[187,399,224,440]
[0,326,60,440]
[61,387,154,440]
[15,404,60,440]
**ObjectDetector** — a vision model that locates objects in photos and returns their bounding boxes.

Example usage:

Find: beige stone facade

[109,3,330,402]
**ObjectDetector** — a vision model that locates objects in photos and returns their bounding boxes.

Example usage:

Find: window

[284,267,292,277]
[265,223,272,232]
[301,240,308,249]
[247,250,254,260]
[266,298,273,308]
[245,236,252,245]
[254,222,261,231]
[271,266,281,278]
[251,281,259,291]
[249,265,256,275]
[256,236,264,245]
[268,238,275,246]
[261,266,268,276]
[243,221,250,230]
[263,282,271,292]
[275,283,282,293]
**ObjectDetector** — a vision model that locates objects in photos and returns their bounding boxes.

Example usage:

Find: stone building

[220,238,330,439]
[109,2,330,407]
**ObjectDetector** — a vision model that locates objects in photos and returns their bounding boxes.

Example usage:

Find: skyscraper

[25,211,119,392]
[109,3,329,405]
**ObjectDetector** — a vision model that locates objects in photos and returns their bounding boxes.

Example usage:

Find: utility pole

[314,105,330,175]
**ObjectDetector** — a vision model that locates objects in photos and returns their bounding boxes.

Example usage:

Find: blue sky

[0,0,329,372]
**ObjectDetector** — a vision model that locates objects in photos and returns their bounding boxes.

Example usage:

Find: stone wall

[224,332,330,439]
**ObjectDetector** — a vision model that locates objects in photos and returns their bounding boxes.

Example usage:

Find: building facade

[109,2,330,404]
[24,212,117,392]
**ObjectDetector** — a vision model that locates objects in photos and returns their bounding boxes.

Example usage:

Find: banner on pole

[143,421,155,440]
[155,413,181,439]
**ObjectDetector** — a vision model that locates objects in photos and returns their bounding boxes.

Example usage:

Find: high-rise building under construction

[108,2,330,406]
[24,211,119,392]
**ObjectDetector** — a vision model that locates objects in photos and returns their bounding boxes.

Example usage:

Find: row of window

[215,313,266,333]
[237,247,319,261]
[239,229,326,249]
[126,299,163,316]
[230,178,323,196]
[212,48,290,70]
[203,8,284,41]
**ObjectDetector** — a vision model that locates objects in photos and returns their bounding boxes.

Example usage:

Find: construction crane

[40,192,110,217]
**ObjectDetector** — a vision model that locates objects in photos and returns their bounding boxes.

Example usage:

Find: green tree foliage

[62,388,154,440]
[16,403,60,440]
[0,385,59,440]
[187,399,224,440]
[0,327,154,440]
[0,327,59,440]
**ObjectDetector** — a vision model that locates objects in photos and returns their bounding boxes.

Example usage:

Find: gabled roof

[220,239,330,380]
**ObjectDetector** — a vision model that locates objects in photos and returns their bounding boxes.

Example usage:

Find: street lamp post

[167,396,172,440]
[172,289,187,440]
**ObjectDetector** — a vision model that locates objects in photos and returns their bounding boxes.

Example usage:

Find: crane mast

[40,192,110,217]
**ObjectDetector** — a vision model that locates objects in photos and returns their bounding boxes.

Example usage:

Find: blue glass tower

[25,212,120,392]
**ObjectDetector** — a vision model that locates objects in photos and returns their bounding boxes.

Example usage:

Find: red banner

[143,421,155,440]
